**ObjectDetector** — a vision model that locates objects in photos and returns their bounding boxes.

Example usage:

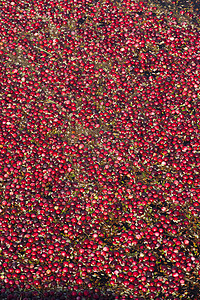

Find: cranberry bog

[0,0,200,299]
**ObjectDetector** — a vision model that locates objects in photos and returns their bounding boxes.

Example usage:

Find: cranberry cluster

[0,0,200,299]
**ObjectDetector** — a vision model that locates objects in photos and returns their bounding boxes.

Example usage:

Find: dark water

[149,0,200,27]
[177,0,199,12]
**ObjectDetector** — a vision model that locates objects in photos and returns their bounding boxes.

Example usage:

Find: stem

[34,46,53,56]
